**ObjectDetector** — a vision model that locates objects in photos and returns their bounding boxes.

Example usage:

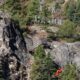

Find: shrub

[30,45,58,80]
[58,20,76,38]
[59,64,77,80]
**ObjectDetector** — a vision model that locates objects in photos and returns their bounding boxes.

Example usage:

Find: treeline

[47,0,80,42]
[1,0,51,27]
[64,0,80,24]
[0,0,65,27]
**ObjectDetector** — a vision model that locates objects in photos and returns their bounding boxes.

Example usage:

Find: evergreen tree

[1,0,52,26]
[1,0,39,26]
[40,5,51,25]
[64,0,76,21]
[64,0,80,24]
[30,45,57,80]
[1,0,27,26]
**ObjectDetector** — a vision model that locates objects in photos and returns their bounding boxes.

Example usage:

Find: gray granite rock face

[0,11,32,66]
[2,19,27,63]
[0,11,11,55]
[0,11,29,64]
[0,11,28,80]
[50,42,80,70]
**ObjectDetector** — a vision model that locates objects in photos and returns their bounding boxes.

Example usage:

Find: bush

[59,64,77,80]
[1,0,39,27]
[64,0,80,24]
[30,45,58,80]
[58,20,76,38]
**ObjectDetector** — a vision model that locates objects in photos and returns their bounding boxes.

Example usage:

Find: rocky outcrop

[2,19,28,63]
[50,41,80,70]
[0,11,30,80]
[0,11,80,80]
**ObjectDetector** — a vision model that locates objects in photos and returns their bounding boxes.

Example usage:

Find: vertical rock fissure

[0,17,28,80]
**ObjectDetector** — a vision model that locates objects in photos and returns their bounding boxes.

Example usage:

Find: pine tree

[64,0,80,24]
[1,0,40,26]
[30,45,57,80]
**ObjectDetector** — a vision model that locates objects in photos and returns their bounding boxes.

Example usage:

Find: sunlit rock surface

[50,42,80,70]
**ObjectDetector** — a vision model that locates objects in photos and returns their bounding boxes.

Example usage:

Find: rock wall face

[2,19,28,63]
[0,11,29,80]
[0,11,80,79]
[50,42,80,70]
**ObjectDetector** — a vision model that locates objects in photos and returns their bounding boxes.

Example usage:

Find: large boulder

[50,41,80,70]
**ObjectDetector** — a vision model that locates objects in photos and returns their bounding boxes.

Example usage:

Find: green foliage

[30,59,49,80]
[76,0,80,11]
[26,0,39,25]
[64,0,75,21]
[30,45,57,80]
[34,45,45,59]
[58,0,65,4]
[59,64,77,80]
[1,0,39,27]
[38,4,51,25]
[1,0,52,26]
[55,3,61,9]
[58,20,76,38]
[64,0,80,24]
[1,0,27,27]
[74,0,80,24]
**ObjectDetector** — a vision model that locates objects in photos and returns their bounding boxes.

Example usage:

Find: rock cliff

[0,11,80,80]
[50,41,80,71]
[0,11,30,80]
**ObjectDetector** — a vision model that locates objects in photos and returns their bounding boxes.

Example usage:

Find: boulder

[50,42,80,70]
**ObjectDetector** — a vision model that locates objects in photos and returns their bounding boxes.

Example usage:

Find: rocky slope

[0,11,80,80]
[50,42,80,69]
[50,41,80,79]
